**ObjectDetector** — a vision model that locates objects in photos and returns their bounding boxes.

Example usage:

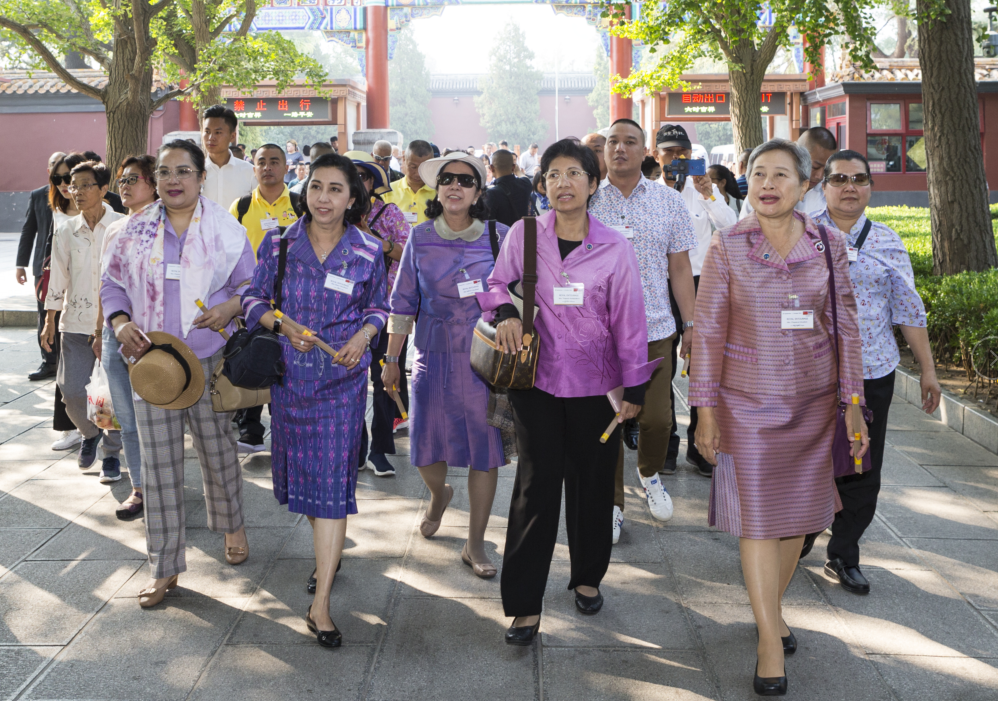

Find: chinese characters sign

[231,97,332,122]
[666,92,787,117]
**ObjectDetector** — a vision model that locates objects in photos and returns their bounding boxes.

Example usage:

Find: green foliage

[238,127,336,152]
[389,28,434,144]
[587,46,610,132]
[475,20,546,148]
[695,122,734,156]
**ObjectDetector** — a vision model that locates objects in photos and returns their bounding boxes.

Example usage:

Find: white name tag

[166,263,181,280]
[847,246,859,263]
[457,279,484,298]
[553,283,585,306]
[403,212,418,224]
[781,310,814,329]
[325,273,354,295]
[612,225,634,239]
[260,217,279,230]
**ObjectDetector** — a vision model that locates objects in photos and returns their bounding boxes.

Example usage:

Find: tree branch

[231,0,255,38]
[0,17,106,101]
[210,12,239,40]
[151,86,187,110]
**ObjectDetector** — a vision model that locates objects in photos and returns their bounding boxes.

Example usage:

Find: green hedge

[865,204,998,375]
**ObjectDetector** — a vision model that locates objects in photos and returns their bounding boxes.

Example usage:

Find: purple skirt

[409,347,505,470]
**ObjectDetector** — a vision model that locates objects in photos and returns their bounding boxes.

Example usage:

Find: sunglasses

[373,155,391,164]
[437,172,478,188]
[50,173,71,186]
[358,171,373,182]
[825,173,871,187]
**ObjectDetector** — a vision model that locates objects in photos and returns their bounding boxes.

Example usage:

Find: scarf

[103,196,246,337]
[434,216,485,242]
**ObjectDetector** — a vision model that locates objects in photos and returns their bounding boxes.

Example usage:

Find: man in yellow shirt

[383,140,436,225]
[229,143,302,260]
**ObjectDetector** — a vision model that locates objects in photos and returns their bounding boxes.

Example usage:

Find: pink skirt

[709,386,841,539]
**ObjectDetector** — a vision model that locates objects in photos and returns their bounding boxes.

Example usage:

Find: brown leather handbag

[209,360,271,413]
[470,217,539,390]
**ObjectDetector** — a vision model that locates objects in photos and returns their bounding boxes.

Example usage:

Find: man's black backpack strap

[235,195,251,224]
[488,220,500,261]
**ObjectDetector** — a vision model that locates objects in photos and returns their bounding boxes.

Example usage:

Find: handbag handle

[817,224,841,397]
[521,216,538,343]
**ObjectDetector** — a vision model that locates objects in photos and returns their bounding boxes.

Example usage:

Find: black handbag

[221,234,290,389]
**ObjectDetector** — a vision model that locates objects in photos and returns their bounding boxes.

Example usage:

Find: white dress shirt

[519,151,540,176]
[46,203,123,334]
[675,179,738,276]
[203,152,256,210]
[738,181,826,221]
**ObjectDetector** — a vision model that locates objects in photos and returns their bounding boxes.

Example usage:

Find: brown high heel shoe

[224,531,249,565]
[461,542,497,579]
[138,575,178,608]
[419,485,454,538]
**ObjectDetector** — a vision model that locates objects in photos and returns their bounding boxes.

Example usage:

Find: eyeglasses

[67,182,99,194]
[544,169,589,184]
[155,167,198,181]
[117,175,149,187]
[50,173,71,186]
[437,172,478,188]
[825,173,871,187]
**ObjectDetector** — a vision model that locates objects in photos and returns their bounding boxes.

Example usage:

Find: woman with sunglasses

[381,152,508,579]
[810,150,940,596]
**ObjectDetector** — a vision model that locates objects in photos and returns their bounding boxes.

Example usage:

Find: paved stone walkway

[3,327,998,700]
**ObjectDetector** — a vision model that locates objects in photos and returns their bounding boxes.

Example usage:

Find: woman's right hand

[495,318,523,354]
[694,408,722,466]
[381,362,401,399]
[113,320,151,360]
[282,324,316,354]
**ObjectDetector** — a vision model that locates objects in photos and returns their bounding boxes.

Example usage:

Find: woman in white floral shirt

[810,150,942,596]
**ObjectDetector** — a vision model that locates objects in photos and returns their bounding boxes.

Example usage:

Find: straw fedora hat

[418,152,488,191]
[128,332,204,410]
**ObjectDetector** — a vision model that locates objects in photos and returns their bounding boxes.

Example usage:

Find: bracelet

[387,240,395,255]
[361,326,372,343]
[384,354,400,364]
[683,320,694,330]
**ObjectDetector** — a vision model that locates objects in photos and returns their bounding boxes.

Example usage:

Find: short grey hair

[373,140,393,154]
[746,139,811,185]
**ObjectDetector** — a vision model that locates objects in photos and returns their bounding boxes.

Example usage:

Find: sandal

[116,492,144,521]
[461,542,497,579]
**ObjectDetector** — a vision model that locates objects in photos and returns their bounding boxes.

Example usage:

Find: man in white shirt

[518,143,541,176]
[200,104,256,209]
[40,161,124,475]
[655,124,737,477]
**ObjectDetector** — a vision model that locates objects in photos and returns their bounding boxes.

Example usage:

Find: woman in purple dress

[243,154,388,648]
[381,152,508,579]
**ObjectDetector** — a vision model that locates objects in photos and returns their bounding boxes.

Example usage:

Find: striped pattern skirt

[709,386,841,540]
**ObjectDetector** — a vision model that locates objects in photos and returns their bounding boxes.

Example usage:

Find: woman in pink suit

[690,139,869,697]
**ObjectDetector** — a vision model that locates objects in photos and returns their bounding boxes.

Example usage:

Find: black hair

[825,149,872,179]
[302,144,311,157]
[610,117,645,140]
[532,170,545,195]
[81,150,103,163]
[423,160,491,221]
[202,105,238,132]
[641,156,660,177]
[310,142,334,156]
[69,161,111,188]
[117,155,158,199]
[800,125,837,151]
[707,164,742,201]
[301,153,370,226]
[158,139,207,174]
[538,138,600,207]
[330,135,339,142]
[255,143,287,161]
[407,139,433,158]
[49,151,90,213]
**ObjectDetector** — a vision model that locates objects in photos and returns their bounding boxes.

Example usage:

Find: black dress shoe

[505,617,541,646]
[686,449,713,477]
[660,456,677,475]
[825,558,870,594]
[574,589,604,615]
[623,419,639,450]
[307,559,342,594]
[753,660,788,696]
[306,609,342,648]
[28,363,56,381]
[799,531,819,560]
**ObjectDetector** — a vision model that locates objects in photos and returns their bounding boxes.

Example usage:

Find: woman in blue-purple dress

[381,152,508,579]
[243,154,388,648]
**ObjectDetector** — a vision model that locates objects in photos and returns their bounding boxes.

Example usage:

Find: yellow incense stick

[680,353,690,378]
[851,394,863,471]
[379,359,409,420]
[195,299,230,340]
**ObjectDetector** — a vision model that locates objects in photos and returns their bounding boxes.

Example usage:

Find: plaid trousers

[134,351,244,578]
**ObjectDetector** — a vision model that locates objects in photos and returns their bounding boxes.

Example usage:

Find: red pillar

[366,4,389,129]
[804,37,826,92]
[609,6,633,123]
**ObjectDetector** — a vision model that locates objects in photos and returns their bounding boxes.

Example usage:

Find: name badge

[166,263,181,280]
[325,273,354,295]
[611,225,634,239]
[781,310,814,329]
[553,283,585,306]
[847,246,859,263]
[403,212,418,224]
[260,217,279,230]
[457,279,484,298]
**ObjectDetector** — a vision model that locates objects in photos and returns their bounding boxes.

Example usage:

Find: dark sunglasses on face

[825,173,871,187]
[437,172,477,188]
[358,171,372,182]
[50,173,71,185]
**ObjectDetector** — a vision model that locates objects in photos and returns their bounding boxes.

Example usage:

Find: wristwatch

[683,321,695,330]
[384,354,400,364]
[272,317,282,335]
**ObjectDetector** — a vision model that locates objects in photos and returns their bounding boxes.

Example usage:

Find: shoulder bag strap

[274,234,289,312]
[853,218,873,253]
[236,195,251,224]
[818,224,841,393]
[288,191,303,218]
[368,201,388,234]
[521,216,538,339]
[488,219,500,261]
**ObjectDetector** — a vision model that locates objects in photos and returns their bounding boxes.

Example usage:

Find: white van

[710,144,737,169]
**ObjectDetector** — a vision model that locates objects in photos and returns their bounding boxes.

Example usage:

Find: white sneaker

[637,467,674,521]
[51,430,82,451]
[612,506,624,544]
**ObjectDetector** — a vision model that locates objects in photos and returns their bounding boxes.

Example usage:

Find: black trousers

[827,371,896,567]
[501,387,618,617]
[667,275,700,460]
[368,330,409,455]
[235,405,267,440]
[35,280,59,366]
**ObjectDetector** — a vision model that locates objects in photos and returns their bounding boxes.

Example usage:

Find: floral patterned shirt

[813,210,927,380]
[589,176,697,341]
[368,198,411,293]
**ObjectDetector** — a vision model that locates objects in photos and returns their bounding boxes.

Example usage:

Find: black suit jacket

[481,174,534,228]
[17,186,53,277]
[389,168,404,183]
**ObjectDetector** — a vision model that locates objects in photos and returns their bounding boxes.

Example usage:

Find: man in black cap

[655,124,736,478]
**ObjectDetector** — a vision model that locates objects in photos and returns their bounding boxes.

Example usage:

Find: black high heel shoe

[755,625,797,655]
[505,617,541,646]
[306,607,342,648]
[753,660,788,696]
[306,559,342,595]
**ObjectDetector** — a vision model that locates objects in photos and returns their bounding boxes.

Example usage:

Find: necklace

[308,232,333,262]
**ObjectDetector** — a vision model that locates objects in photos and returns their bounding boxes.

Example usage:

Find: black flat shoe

[825,558,870,595]
[799,531,819,560]
[306,559,342,595]
[505,617,541,646]
[574,589,604,615]
[753,660,788,696]
[306,609,342,648]
[755,625,797,655]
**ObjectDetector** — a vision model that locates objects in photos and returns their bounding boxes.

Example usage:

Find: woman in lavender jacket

[477,140,659,645]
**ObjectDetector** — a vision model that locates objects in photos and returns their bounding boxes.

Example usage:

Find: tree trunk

[103,33,154,192]
[892,16,909,59]
[728,64,766,152]
[917,0,998,274]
